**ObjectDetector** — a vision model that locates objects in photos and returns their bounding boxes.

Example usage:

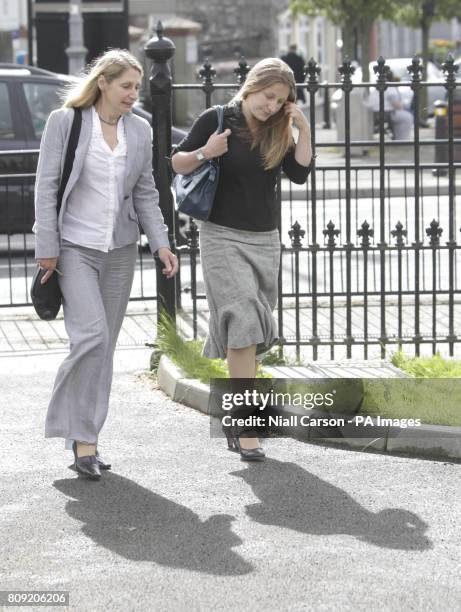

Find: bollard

[433,99,448,177]
[145,22,177,324]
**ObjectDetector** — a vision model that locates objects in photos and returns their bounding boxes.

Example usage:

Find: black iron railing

[1,25,460,360]
[145,23,460,360]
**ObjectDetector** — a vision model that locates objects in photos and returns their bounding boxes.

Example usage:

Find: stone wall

[175,0,289,61]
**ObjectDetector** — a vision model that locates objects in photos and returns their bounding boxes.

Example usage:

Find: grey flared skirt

[199,221,281,359]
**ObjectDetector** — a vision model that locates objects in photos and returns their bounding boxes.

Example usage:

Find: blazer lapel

[123,112,138,193]
[61,106,92,203]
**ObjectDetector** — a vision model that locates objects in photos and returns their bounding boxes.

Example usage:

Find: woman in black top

[172,58,312,460]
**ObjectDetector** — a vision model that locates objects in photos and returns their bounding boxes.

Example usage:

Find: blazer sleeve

[33,110,66,259]
[132,124,170,255]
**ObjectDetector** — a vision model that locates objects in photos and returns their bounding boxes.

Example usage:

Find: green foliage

[153,312,272,384]
[260,348,289,366]
[362,377,461,426]
[292,0,461,28]
[393,0,461,29]
[358,351,461,425]
[429,39,457,66]
[153,312,228,383]
[391,350,461,378]
[291,0,393,25]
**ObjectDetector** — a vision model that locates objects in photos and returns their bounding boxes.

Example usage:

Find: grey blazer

[33,106,170,259]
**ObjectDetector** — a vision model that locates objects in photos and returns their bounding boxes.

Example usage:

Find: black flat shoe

[222,426,265,461]
[95,450,111,470]
[74,455,101,480]
[72,441,102,480]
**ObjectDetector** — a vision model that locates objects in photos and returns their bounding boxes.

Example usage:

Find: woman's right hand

[203,128,232,159]
[37,258,58,284]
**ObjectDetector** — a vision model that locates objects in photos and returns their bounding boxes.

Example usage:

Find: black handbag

[173,105,224,221]
[31,107,82,320]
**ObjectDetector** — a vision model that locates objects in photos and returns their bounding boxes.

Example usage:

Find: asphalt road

[1,348,460,612]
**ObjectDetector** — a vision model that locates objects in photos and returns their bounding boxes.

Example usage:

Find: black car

[0,63,185,234]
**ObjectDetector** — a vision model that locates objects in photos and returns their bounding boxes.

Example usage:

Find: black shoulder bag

[31,107,82,320]
[172,105,224,221]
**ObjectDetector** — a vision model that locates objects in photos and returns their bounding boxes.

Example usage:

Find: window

[23,82,63,139]
[298,16,310,58]
[278,10,292,54]
[0,82,14,140]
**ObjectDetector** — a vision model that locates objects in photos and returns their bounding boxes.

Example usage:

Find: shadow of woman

[53,473,252,576]
[230,459,432,550]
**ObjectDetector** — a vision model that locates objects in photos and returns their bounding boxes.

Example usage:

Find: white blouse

[62,106,127,252]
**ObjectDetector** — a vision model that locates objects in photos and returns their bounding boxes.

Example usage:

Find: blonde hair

[230,58,296,170]
[62,49,143,108]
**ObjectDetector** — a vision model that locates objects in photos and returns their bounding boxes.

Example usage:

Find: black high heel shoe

[72,441,101,480]
[222,425,265,461]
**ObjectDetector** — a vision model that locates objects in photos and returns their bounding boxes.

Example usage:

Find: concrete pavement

[1,348,461,611]
[2,299,461,362]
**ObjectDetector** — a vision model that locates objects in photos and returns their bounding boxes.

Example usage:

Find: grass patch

[361,378,461,426]
[360,350,461,426]
[151,313,271,384]
[391,350,461,378]
[152,326,461,426]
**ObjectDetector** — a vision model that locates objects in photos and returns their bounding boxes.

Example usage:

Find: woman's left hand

[157,247,179,279]
[284,102,310,134]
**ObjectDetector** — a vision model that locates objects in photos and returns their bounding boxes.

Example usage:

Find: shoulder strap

[57,107,82,213]
[215,105,224,134]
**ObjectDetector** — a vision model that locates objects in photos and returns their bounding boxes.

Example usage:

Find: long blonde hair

[230,58,297,170]
[62,49,143,108]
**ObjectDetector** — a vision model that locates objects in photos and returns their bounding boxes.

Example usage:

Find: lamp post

[144,22,177,323]
[66,0,87,75]
[123,0,129,48]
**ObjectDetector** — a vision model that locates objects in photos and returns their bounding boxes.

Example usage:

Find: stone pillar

[66,0,87,75]
[163,18,202,125]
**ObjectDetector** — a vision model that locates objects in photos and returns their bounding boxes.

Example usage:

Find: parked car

[0,64,186,234]
[331,58,446,123]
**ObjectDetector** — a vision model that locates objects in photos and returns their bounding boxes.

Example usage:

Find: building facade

[376,18,461,62]
[0,0,28,63]
[174,0,290,60]
[277,8,340,83]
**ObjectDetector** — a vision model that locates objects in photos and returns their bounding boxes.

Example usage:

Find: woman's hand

[284,102,311,134]
[203,128,232,159]
[157,248,179,279]
[36,258,58,284]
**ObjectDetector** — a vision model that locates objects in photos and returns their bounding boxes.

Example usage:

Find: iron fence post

[145,22,177,324]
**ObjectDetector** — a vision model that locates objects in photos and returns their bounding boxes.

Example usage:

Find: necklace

[97,113,120,126]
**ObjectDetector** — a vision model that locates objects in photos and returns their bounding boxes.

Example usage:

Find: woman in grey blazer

[34,49,178,480]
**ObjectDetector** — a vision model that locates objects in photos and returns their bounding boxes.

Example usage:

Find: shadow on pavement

[53,473,253,576]
[231,458,432,551]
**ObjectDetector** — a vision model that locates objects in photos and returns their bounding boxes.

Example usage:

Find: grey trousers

[45,240,137,445]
